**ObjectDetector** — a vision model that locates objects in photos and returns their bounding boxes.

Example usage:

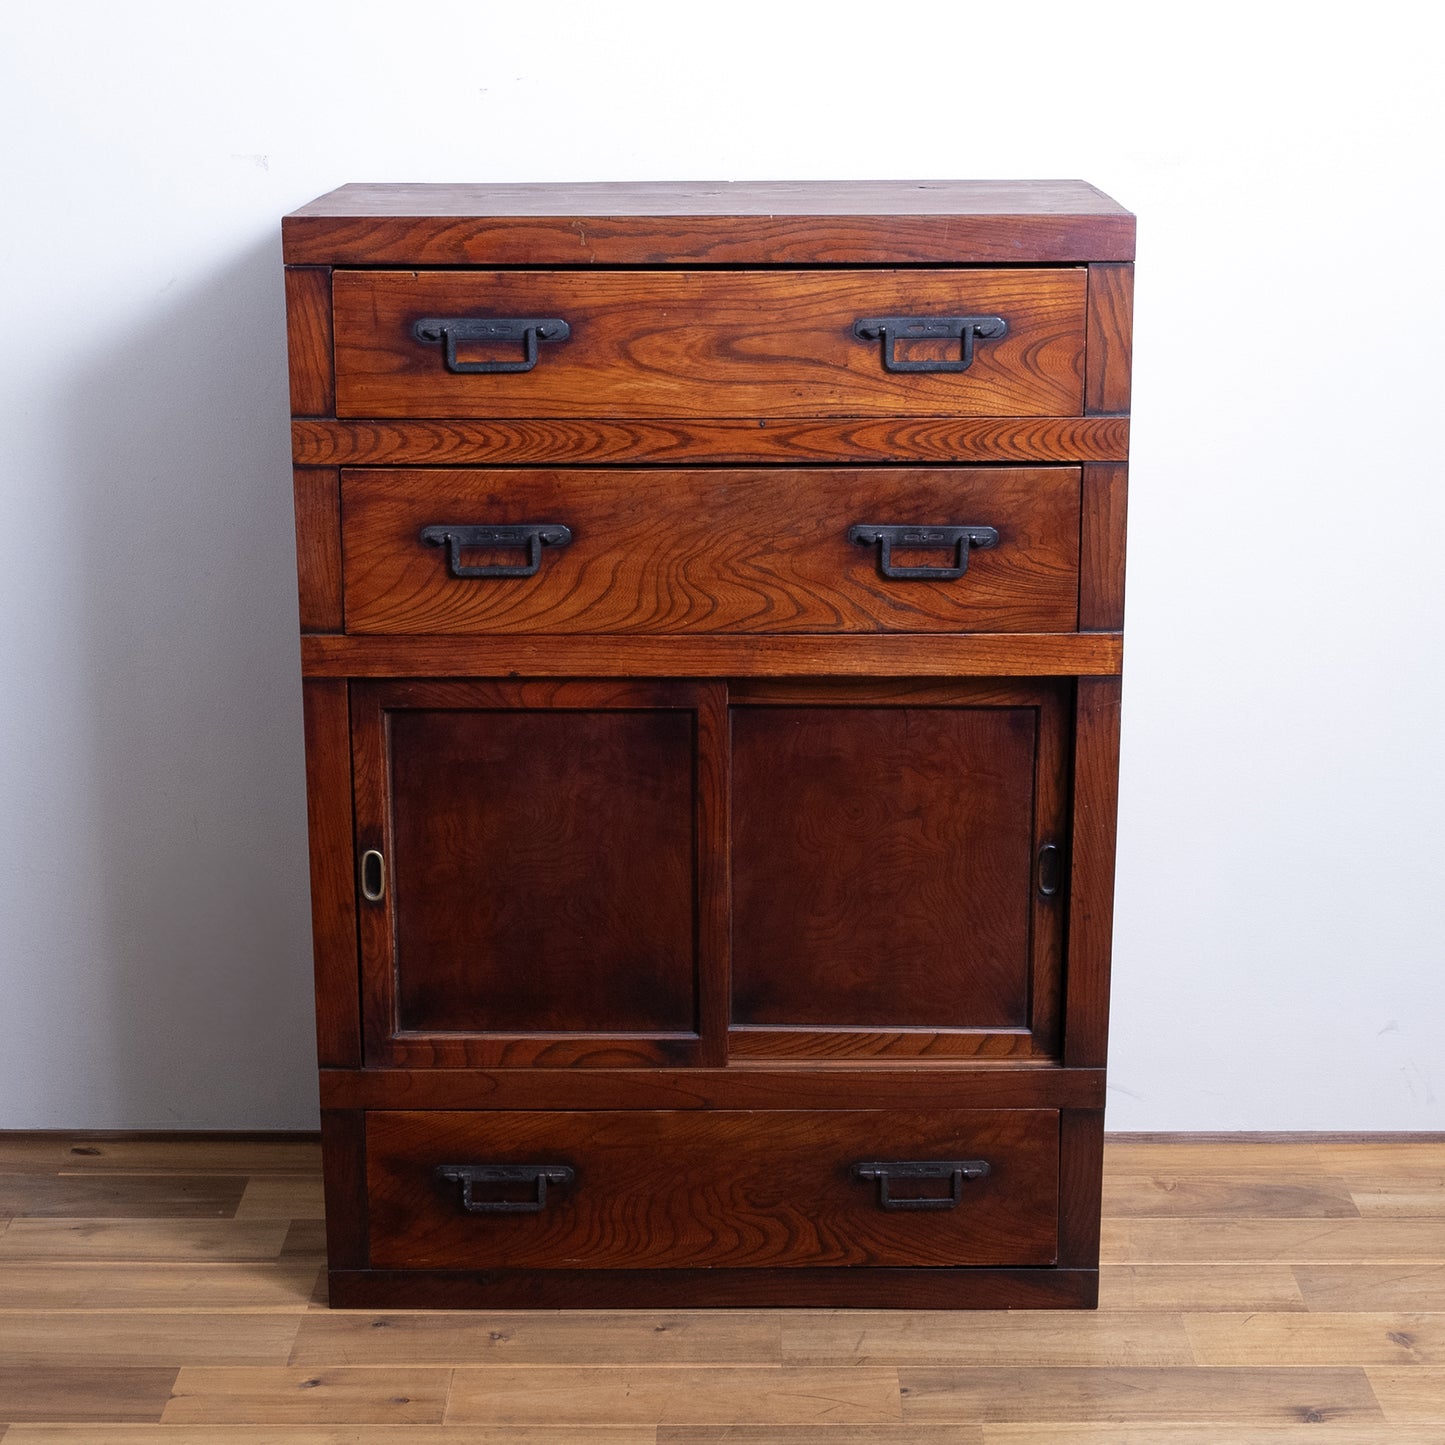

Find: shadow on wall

[62,234,319,1128]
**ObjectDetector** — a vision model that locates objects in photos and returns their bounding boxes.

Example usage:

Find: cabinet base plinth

[326,1266,1099,1310]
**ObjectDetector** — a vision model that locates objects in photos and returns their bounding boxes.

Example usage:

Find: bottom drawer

[366,1109,1059,1270]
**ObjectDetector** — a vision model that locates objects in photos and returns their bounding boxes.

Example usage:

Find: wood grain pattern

[1294,1262,1445,1310]
[730,688,1062,1047]
[284,179,1135,266]
[351,679,711,1069]
[340,467,1082,637]
[301,631,1123,679]
[332,270,1086,420]
[328,1266,1097,1311]
[291,1311,782,1365]
[292,467,343,632]
[364,1109,1060,1271]
[6,1135,1441,1434]
[301,679,359,1069]
[283,266,334,415]
[0,1366,179,1423]
[1185,1312,1445,1365]
[1364,1368,1445,1424]
[0,1260,318,1308]
[294,415,1130,467]
[780,1308,1194,1366]
[1079,461,1127,630]
[0,1171,245,1218]
[318,1111,367,1272]
[443,1364,903,1426]
[1064,677,1123,1067]
[896,1366,1384,1425]
[1058,1109,1106,1271]
[161,1367,451,1424]
[1085,262,1134,414]
[317,1066,1106,1112]
[0,1312,301,1367]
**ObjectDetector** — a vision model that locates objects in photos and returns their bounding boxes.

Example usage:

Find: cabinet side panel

[1058,1107,1105,1275]
[1084,263,1133,415]
[1079,462,1128,631]
[293,467,343,633]
[1064,678,1122,1067]
[320,1109,368,1271]
[285,265,335,416]
[302,678,360,1067]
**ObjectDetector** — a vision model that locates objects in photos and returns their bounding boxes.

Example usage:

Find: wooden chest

[282,180,1133,1308]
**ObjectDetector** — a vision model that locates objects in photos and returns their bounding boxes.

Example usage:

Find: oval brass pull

[359,848,385,903]
[853,314,1007,373]
[852,1159,991,1210]
[412,316,571,374]
[849,524,999,580]
[437,1163,575,1214]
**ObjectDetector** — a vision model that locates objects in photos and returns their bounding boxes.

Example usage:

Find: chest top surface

[282,179,1135,267]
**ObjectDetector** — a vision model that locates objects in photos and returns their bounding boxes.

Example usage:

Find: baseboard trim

[1,1127,1441,1144]
[0,1128,323,1142]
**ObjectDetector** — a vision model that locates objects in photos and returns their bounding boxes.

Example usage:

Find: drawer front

[341,466,1081,635]
[333,269,1086,419]
[366,1109,1060,1270]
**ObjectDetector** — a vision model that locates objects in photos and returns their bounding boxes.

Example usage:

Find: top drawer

[332,269,1086,420]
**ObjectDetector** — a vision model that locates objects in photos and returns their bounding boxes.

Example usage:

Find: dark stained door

[729,680,1069,1060]
[352,680,724,1067]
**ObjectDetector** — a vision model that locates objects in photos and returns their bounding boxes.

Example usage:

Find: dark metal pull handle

[412,316,571,374]
[359,848,385,903]
[1038,842,1064,899]
[420,523,573,578]
[849,524,999,580]
[853,315,1007,373]
[437,1164,575,1214]
[852,1159,991,1211]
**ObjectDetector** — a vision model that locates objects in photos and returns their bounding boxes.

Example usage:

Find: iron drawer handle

[420,523,573,578]
[412,316,571,374]
[437,1164,575,1214]
[359,848,385,903]
[853,314,1007,373]
[852,1160,991,1211]
[849,524,999,580]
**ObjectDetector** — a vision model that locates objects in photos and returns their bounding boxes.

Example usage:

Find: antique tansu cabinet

[282,180,1134,1308]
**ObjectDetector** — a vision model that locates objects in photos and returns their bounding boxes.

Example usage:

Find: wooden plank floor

[0,1134,1442,1441]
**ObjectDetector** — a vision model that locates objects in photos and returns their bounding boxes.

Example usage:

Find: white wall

[1,1,1440,1129]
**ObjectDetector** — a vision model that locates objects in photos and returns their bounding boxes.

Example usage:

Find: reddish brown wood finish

[730,683,1067,1057]
[318,1066,1107,1111]
[301,680,359,1068]
[366,1109,1060,1270]
[1085,263,1134,415]
[1065,678,1123,1068]
[319,1109,367,1269]
[285,180,1131,1311]
[283,266,334,415]
[284,179,1135,266]
[1058,1107,1106,1272]
[351,680,718,1069]
[340,467,1082,636]
[293,416,1129,467]
[1079,462,1129,631]
[292,467,342,632]
[328,1264,1099,1310]
[301,632,1123,679]
[332,270,1086,419]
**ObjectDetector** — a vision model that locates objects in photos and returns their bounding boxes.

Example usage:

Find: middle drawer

[341,466,1081,634]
